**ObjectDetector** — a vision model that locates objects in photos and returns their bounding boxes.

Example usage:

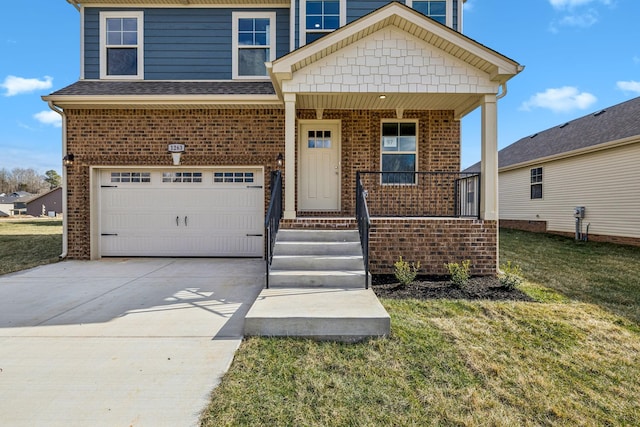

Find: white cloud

[1,75,53,96]
[520,87,597,113]
[34,110,62,128]
[616,80,640,94]
[549,0,612,9]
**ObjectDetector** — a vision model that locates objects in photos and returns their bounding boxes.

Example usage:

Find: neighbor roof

[465,96,640,172]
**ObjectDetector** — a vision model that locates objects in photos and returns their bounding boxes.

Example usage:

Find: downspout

[496,82,507,100]
[47,101,68,259]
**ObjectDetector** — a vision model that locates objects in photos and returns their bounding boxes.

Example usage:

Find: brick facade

[369,218,498,276]
[499,219,547,233]
[64,107,474,263]
[65,108,285,259]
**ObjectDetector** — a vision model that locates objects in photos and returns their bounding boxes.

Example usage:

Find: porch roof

[270,2,523,119]
[42,81,281,109]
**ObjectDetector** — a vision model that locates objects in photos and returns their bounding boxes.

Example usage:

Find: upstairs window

[381,121,418,184]
[301,0,345,45]
[409,0,447,25]
[530,167,543,199]
[232,12,276,79]
[100,11,144,79]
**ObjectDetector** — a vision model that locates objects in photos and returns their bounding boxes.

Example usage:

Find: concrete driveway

[0,258,264,427]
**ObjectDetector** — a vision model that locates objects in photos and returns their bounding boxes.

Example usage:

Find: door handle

[176,216,179,226]
[184,216,188,227]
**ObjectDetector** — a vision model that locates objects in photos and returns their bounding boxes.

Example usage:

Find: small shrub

[394,256,421,286]
[499,261,524,289]
[445,260,471,287]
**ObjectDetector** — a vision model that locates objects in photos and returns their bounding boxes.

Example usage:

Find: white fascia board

[42,94,282,107]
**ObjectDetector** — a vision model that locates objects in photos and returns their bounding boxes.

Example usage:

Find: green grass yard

[0,219,62,275]
[201,229,640,426]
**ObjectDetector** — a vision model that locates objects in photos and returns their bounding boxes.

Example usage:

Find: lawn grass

[0,219,62,275]
[201,229,640,426]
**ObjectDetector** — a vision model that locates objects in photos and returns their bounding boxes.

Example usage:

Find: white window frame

[406,0,453,28]
[380,119,419,185]
[99,11,144,80]
[299,0,346,46]
[232,12,276,80]
[530,167,543,200]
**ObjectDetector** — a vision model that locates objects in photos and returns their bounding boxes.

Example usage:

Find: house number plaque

[168,144,185,153]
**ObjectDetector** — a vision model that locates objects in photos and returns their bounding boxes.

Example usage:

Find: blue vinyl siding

[346,1,390,25]
[84,7,290,80]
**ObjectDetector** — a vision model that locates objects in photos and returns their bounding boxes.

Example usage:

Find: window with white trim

[232,12,276,79]
[407,0,450,26]
[100,11,144,79]
[530,167,543,199]
[162,172,203,183]
[300,0,345,45]
[381,121,418,184]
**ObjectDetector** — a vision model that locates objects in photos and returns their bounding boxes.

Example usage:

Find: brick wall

[499,219,547,233]
[64,108,285,259]
[369,218,498,276]
[297,109,460,216]
[64,107,460,259]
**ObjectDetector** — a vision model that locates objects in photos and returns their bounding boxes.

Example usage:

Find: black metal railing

[264,170,282,288]
[356,172,371,289]
[356,171,481,218]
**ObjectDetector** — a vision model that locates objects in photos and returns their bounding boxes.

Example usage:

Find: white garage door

[99,169,264,257]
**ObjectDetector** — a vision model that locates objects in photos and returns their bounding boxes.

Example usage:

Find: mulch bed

[372,275,533,301]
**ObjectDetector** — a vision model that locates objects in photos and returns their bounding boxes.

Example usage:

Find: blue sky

[1,0,639,174]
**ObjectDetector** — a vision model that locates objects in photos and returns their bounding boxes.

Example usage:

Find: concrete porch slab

[244,287,390,342]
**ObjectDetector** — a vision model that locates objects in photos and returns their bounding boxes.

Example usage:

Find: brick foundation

[499,219,547,233]
[500,219,640,247]
[369,218,497,276]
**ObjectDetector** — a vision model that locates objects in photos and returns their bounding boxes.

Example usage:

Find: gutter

[46,101,69,260]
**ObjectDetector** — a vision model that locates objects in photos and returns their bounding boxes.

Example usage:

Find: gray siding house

[43,0,522,276]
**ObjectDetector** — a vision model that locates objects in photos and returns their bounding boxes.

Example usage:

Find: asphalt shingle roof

[48,80,276,96]
[465,96,640,172]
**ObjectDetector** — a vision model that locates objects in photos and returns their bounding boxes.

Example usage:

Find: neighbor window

[530,167,543,199]
[408,0,448,25]
[381,121,418,184]
[232,12,276,79]
[301,0,345,45]
[100,11,144,79]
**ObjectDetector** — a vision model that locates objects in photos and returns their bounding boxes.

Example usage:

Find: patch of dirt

[372,275,533,301]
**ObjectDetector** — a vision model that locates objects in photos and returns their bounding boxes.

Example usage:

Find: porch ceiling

[295,93,484,118]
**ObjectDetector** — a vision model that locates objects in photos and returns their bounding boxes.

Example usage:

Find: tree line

[0,168,61,195]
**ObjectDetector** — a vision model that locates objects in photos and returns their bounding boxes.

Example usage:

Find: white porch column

[283,92,297,219]
[480,94,498,221]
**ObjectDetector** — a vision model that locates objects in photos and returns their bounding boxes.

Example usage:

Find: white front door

[299,122,340,211]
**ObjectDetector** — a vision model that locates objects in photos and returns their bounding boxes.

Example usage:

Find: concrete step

[274,241,362,256]
[271,254,364,271]
[268,270,366,288]
[244,287,391,342]
[276,229,360,242]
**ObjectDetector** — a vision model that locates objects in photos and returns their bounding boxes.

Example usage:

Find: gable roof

[465,96,640,172]
[269,1,522,117]
[25,187,62,204]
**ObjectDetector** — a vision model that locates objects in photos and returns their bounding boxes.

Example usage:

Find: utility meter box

[574,206,586,218]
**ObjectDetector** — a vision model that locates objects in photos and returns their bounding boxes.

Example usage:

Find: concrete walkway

[0,258,264,427]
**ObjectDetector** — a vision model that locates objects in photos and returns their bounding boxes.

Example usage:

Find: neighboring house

[43,0,522,275]
[0,192,33,216]
[466,96,640,247]
[26,187,63,217]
